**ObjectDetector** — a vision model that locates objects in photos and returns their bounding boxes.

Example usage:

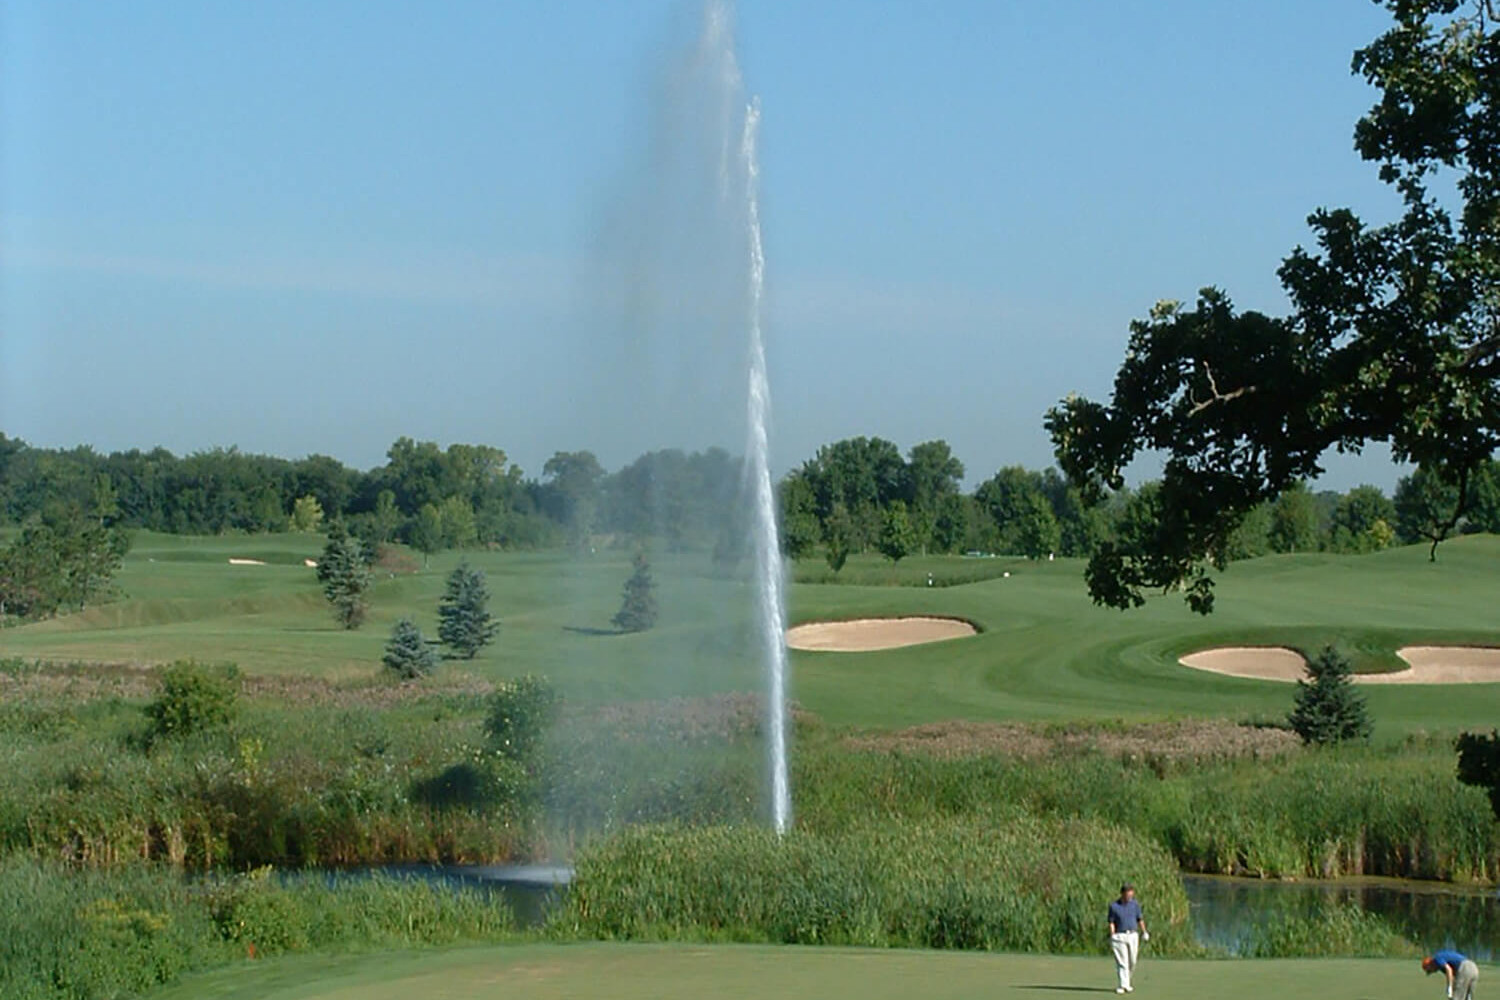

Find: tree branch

[1188,362,1258,416]
[1423,464,1471,563]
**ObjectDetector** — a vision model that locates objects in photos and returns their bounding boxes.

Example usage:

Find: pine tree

[317,523,374,630]
[438,562,499,659]
[1288,646,1372,745]
[382,617,436,679]
[612,552,658,633]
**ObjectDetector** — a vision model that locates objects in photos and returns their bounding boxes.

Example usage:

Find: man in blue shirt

[1107,882,1149,994]
[1424,950,1479,999]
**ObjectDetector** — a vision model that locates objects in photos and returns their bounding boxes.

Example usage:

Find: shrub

[485,675,560,764]
[1289,646,1372,745]
[382,617,436,679]
[144,661,239,742]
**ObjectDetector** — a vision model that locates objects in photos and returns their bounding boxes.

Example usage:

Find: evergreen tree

[382,617,436,679]
[1288,646,1372,746]
[317,523,373,630]
[438,562,499,659]
[612,552,658,633]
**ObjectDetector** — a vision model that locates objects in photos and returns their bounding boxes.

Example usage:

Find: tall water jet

[583,0,791,834]
[739,98,791,834]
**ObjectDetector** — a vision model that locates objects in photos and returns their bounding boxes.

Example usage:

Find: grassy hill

[2,531,1498,735]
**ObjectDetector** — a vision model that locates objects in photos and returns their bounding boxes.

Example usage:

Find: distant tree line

[0,433,745,557]
[777,436,1500,567]
[4,432,1494,578]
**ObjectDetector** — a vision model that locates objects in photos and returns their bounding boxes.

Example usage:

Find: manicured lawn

[4,531,1500,735]
[152,943,1449,1000]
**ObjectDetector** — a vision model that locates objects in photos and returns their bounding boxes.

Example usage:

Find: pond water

[1183,874,1500,959]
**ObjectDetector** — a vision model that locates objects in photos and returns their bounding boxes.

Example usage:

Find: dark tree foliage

[612,552,659,633]
[1395,459,1500,556]
[438,562,499,659]
[1288,647,1373,746]
[876,501,918,564]
[0,506,130,619]
[1456,729,1500,819]
[823,502,854,573]
[1048,1,1500,612]
[0,434,555,551]
[382,617,437,679]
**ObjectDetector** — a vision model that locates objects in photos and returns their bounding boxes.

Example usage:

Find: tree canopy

[1047,0,1500,613]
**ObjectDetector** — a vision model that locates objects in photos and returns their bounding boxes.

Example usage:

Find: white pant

[1110,931,1139,991]
[1455,959,1479,1000]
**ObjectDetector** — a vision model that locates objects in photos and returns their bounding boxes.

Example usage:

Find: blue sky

[2,0,1405,486]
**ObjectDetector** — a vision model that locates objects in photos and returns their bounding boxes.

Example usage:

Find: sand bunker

[1368,646,1500,684]
[227,558,267,566]
[785,617,977,652]
[1179,647,1308,682]
[1180,645,1500,684]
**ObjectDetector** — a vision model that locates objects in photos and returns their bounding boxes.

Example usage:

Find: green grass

[4,532,1500,736]
[151,943,1456,1000]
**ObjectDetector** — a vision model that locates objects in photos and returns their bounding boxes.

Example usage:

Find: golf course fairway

[153,943,1450,1000]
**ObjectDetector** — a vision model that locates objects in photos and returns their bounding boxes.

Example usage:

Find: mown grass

[4,534,1500,734]
[150,944,1454,1000]
[792,553,1027,587]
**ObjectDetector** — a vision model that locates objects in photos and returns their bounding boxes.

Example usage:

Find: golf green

[151,943,1454,1000]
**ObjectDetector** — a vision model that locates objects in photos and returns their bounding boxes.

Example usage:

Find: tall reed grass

[0,858,518,1000]
[557,817,1192,954]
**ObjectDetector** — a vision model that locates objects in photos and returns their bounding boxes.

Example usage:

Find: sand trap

[1365,646,1500,684]
[227,558,266,566]
[304,559,318,568]
[1179,647,1307,682]
[1180,645,1500,684]
[785,617,977,652]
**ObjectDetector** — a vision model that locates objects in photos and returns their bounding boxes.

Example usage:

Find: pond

[1183,874,1500,959]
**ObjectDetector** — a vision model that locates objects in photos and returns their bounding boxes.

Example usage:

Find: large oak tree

[1048,0,1500,613]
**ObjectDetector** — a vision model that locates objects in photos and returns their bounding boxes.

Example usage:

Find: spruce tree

[438,562,499,659]
[316,523,373,630]
[382,617,436,679]
[1288,646,1372,745]
[612,552,658,633]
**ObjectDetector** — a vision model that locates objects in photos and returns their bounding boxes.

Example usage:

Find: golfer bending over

[1424,950,1479,999]
[1107,882,1148,994]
